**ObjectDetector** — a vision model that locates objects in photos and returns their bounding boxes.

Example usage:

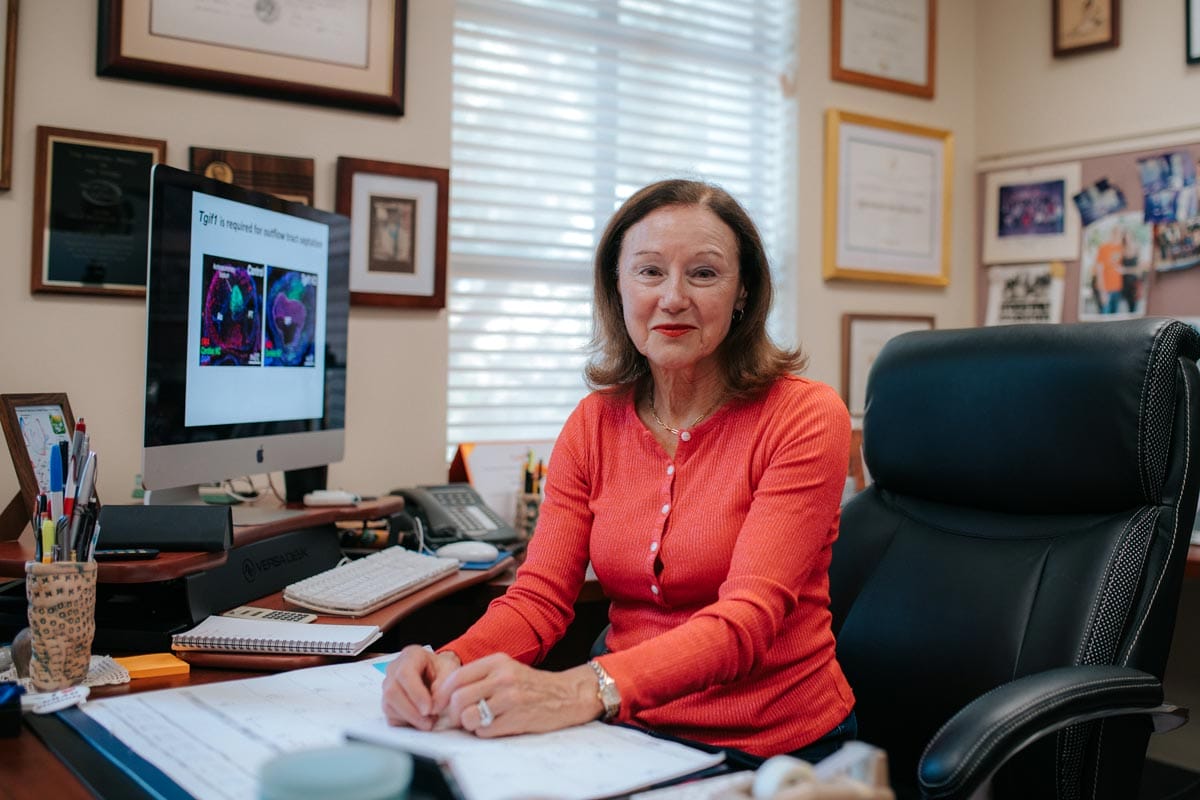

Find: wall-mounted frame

[1188,0,1200,64]
[1053,0,1119,57]
[0,393,76,541]
[336,156,448,310]
[189,147,315,206]
[982,161,1081,264]
[831,0,935,98]
[841,314,935,419]
[824,109,953,286]
[0,0,17,190]
[96,0,407,116]
[32,125,166,297]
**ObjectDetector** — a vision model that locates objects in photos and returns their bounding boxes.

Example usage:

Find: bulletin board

[975,140,1200,325]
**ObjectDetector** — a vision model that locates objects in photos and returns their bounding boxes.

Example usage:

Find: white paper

[80,657,721,800]
[348,718,724,800]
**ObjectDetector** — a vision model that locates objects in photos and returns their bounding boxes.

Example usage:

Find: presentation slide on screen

[184,192,329,427]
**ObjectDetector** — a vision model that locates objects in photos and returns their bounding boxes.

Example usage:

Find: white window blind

[449,0,797,452]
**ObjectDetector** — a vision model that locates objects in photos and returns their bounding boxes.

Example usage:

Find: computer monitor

[141,164,350,520]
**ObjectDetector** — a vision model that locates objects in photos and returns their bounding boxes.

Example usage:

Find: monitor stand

[142,484,307,526]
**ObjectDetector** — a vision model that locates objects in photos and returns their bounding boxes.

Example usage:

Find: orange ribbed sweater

[443,374,855,756]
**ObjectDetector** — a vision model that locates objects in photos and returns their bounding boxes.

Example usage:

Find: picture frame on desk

[823,109,952,286]
[841,314,935,420]
[96,0,408,116]
[336,156,449,310]
[0,393,78,541]
[31,125,166,297]
[0,0,17,191]
[1053,0,1119,57]
[831,0,935,98]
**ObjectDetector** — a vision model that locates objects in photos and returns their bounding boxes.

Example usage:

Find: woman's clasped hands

[381,644,603,737]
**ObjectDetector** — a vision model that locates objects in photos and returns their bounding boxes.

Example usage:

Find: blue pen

[48,444,64,521]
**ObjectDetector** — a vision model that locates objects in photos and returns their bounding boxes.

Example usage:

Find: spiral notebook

[171,615,382,656]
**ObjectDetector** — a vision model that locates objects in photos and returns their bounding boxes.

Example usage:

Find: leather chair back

[830,318,1200,798]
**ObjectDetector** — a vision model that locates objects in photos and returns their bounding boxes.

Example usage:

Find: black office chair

[831,318,1200,799]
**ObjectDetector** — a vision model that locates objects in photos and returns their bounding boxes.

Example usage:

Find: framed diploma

[97,0,407,116]
[831,0,935,98]
[823,109,953,286]
[31,126,167,297]
[1188,0,1200,64]
[0,0,15,190]
[336,156,449,310]
[841,314,934,419]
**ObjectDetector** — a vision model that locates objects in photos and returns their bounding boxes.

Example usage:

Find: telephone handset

[389,483,520,545]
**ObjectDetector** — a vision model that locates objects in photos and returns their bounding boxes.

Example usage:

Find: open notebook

[171,615,381,656]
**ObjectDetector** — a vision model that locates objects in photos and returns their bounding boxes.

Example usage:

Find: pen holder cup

[514,492,542,540]
[24,560,97,692]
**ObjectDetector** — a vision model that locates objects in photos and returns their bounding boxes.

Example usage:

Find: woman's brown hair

[584,179,806,396]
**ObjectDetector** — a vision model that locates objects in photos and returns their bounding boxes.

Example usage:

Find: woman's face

[616,204,745,376]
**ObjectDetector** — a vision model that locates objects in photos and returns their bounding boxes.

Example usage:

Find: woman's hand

[431,653,605,737]
[381,645,462,730]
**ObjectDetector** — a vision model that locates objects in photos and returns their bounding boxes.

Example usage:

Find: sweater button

[650,585,660,595]
[650,542,658,552]
[680,431,692,442]
[666,464,675,475]
[661,504,670,515]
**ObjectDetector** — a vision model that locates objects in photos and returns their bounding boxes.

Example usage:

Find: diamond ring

[477,697,494,727]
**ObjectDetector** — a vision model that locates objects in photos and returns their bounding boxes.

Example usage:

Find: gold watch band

[588,659,621,721]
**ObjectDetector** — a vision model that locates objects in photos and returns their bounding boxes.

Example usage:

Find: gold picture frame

[831,0,935,99]
[823,109,953,286]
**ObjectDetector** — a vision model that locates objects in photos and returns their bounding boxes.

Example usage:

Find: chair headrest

[862,318,1200,513]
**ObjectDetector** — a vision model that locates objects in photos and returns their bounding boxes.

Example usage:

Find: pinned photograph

[984,263,1065,326]
[983,163,1081,264]
[1137,151,1199,223]
[1154,216,1200,272]
[1072,178,1127,226]
[1078,211,1152,320]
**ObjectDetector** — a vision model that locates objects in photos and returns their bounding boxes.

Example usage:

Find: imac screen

[142,164,349,504]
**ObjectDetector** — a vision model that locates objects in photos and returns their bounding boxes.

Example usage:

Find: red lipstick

[653,325,694,337]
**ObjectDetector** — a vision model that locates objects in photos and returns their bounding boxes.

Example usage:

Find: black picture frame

[1188,0,1200,64]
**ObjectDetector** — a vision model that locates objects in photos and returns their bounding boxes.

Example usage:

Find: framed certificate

[841,314,934,419]
[0,0,16,190]
[831,0,935,98]
[31,126,167,297]
[823,109,953,286]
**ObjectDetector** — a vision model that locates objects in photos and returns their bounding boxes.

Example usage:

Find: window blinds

[448,0,796,451]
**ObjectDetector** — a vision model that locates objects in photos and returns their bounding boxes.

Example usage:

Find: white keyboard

[283,547,460,616]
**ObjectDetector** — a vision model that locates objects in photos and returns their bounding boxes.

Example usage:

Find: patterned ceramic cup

[24,560,97,692]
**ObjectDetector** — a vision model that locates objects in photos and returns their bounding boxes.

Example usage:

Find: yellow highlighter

[40,519,56,564]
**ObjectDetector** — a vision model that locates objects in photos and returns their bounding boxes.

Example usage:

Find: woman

[382,179,855,763]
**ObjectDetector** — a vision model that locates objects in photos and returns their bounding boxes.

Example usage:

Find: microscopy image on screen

[199,255,264,366]
[264,266,318,367]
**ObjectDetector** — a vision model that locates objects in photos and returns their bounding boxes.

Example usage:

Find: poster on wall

[1078,211,1152,320]
[984,263,1065,326]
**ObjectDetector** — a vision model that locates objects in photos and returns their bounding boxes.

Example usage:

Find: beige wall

[792,1,978,388]
[0,1,453,509]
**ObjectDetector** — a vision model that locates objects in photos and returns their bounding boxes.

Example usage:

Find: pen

[40,519,55,564]
[56,515,70,561]
[69,452,97,559]
[48,444,64,521]
[65,418,86,516]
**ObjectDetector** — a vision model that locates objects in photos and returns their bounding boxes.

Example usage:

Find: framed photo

[831,0,935,98]
[1190,0,1200,63]
[189,147,315,205]
[96,0,407,116]
[823,109,953,286]
[841,314,935,419]
[0,393,78,539]
[31,125,167,297]
[982,162,1081,264]
[0,0,16,190]
[336,156,448,309]
[1053,0,1119,57]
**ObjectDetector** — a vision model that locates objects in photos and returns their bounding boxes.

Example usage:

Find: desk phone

[390,484,520,545]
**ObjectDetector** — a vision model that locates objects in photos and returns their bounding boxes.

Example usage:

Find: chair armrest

[918,664,1185,799]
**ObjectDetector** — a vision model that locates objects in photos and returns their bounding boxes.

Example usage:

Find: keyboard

[283,547,460,616]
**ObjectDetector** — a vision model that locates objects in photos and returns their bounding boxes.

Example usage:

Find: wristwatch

[588,659,621,721]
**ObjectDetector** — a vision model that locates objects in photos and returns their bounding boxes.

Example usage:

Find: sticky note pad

[114,653,191,679]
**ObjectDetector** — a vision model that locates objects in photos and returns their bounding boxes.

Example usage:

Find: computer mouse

[436,541,500,562]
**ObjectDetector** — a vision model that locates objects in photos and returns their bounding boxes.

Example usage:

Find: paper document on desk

[347,719,724,800]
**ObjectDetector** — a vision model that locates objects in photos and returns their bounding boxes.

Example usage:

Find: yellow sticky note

[114,653,191,679]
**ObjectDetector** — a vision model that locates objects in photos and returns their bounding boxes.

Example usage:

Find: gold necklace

[649,388,723,436]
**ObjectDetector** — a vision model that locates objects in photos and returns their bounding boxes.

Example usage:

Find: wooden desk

[1189,543,1200,579]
